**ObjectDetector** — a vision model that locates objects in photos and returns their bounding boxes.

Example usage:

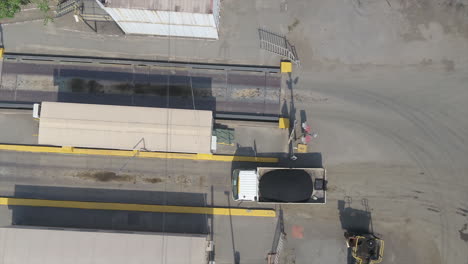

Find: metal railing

[259,28,299,65]
[55,0,81,17]
[273,232,286,264]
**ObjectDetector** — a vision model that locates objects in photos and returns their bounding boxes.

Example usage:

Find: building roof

[104,9,219,38]
[104,0,214,14]
[96,0,220,38]
[38,102,214,154]
[0,227,207,264]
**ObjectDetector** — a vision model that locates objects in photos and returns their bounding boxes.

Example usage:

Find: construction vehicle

[232,167,326,204]
[345,232,384,264]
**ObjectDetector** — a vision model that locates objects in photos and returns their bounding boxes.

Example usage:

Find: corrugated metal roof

[238,170,258,201]
[0,227,207,264]
[104,0,213,14]
[104,7,219,38]
[38,102,214,154]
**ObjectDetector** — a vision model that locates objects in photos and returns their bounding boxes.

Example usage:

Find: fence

[258,28,299,65]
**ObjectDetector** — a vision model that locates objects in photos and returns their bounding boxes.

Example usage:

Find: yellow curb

[0,197,276,217]
[0,144,278,163]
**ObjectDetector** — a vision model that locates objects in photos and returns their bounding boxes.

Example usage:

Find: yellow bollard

[279,117,290,129]
[280,61,292,73]
[297,144,308,153]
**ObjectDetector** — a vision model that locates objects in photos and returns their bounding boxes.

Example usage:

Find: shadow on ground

[10,185,209,234]
[55,69,217,111]
[338,198,374,264]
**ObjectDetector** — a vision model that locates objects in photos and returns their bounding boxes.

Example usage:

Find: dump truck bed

[257,167,326,204]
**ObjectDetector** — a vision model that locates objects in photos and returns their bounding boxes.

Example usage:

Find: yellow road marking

[0,197,276,217]
[217,142,235,146]
[0,144,278,163]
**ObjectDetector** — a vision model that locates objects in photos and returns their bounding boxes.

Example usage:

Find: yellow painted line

[0,197,276,217]
[217,142,235,146]
[0,144,278,163]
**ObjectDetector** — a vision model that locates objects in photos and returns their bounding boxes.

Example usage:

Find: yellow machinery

[345,233,384,264]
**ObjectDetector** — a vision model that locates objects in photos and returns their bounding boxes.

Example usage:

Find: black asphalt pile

[259,169,313,202]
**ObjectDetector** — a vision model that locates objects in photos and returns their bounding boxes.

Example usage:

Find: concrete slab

[0,109,38,144]
[215,120,288,156]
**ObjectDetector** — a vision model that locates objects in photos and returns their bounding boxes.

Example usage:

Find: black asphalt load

[259,169,313,203]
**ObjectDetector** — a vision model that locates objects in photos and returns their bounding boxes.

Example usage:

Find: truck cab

[232,169,258,201]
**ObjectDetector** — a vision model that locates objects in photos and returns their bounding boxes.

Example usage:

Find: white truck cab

[232,169,258,201]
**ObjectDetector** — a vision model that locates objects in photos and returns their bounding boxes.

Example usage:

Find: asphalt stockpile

[259,169,313,202]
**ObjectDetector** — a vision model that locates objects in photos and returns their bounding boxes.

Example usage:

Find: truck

[232,167,326,204]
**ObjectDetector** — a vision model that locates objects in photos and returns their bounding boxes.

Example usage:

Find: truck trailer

[232,167,326,204]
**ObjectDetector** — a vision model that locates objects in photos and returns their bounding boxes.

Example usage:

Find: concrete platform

[0,109,287,159]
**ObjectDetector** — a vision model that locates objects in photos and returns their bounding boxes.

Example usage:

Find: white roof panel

[103,7,219,38]
[105,0,214,14]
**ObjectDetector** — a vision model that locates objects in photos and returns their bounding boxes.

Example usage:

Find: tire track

[303,86,464,263]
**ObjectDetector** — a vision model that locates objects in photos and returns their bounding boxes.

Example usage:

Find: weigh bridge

[0,53,281,119]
